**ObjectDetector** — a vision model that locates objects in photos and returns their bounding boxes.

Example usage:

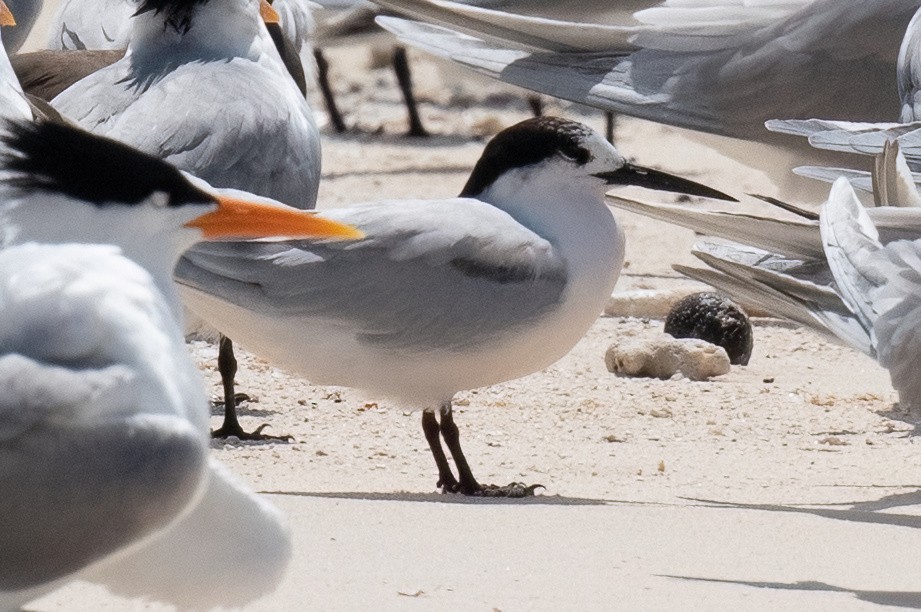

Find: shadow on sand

[662,491,921,607]
[660,576,921,609]
[680,492,921,530]
[261,489,613,506]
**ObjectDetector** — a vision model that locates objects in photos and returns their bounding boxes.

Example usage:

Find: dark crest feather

[1,120,213,207]
[133,0,210,34]
[460,117,595,197]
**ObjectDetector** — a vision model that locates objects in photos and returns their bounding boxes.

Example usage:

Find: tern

[176,115,734,496]
[372,0,921,199]
[0,119,360,608]
[36,0,314,98]
[46,0,325,439]
[50,0,319,208]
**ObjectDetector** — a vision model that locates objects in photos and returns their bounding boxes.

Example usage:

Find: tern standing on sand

[177,116,735,496]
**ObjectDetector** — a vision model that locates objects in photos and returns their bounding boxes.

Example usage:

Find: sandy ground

[20,41,921,611]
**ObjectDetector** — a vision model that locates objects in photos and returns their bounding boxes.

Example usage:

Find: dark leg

[211,335,292,441]
[438,402,544,498]
[437,403,480,494]
[605,111,617,144]
[527,94,544,117]
[313,48,347,134]
[392,46,429,137]
[422,409,459,491]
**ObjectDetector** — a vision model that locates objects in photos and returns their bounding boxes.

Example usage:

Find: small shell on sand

[605,334,731,381]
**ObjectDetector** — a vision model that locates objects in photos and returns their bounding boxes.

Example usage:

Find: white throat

[2,195,205,317]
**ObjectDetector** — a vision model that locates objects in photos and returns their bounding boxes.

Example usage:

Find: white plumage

[175,116,732,494]
[0,118,359,608]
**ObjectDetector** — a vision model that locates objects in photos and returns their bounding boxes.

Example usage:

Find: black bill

[594,163,737,202]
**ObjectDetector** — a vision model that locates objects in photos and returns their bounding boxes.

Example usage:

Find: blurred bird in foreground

[0,118,360,610]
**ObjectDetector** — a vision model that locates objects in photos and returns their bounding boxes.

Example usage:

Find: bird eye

[559,147,590,165]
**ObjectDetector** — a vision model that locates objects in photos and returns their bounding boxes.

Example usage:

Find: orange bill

[186,196,364,241]
[259,0,280,24]
[0,1,15,27]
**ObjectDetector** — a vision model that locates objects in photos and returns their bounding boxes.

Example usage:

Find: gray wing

[609,194,825,260]
[175,198,568,351]
[767,119,921,167]
[866,239,921,410]
[899,6,921,122]
[793,143,921,206]
[52,58,320,208]
[0,244,209,591]
[0,354,206,590]
[820,179,921,408]
[376,0,921,139]
[793,166,879,195]
[604,190,874,352]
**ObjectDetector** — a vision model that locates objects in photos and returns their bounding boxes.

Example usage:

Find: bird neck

[3,200,196,319]
[127,5,272,66]
[476,168,615,249]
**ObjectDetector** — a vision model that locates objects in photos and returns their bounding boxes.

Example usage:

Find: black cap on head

[460,117,596,198]
[134,0,209,34]
[1,120,214,207]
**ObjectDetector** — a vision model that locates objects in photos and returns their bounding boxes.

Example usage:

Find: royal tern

[372,0,921,199]
[47,0,325,439]
[176,116,733,495]
[38,0,313,97]
[0,118,360,608]
[50,0,319,207]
